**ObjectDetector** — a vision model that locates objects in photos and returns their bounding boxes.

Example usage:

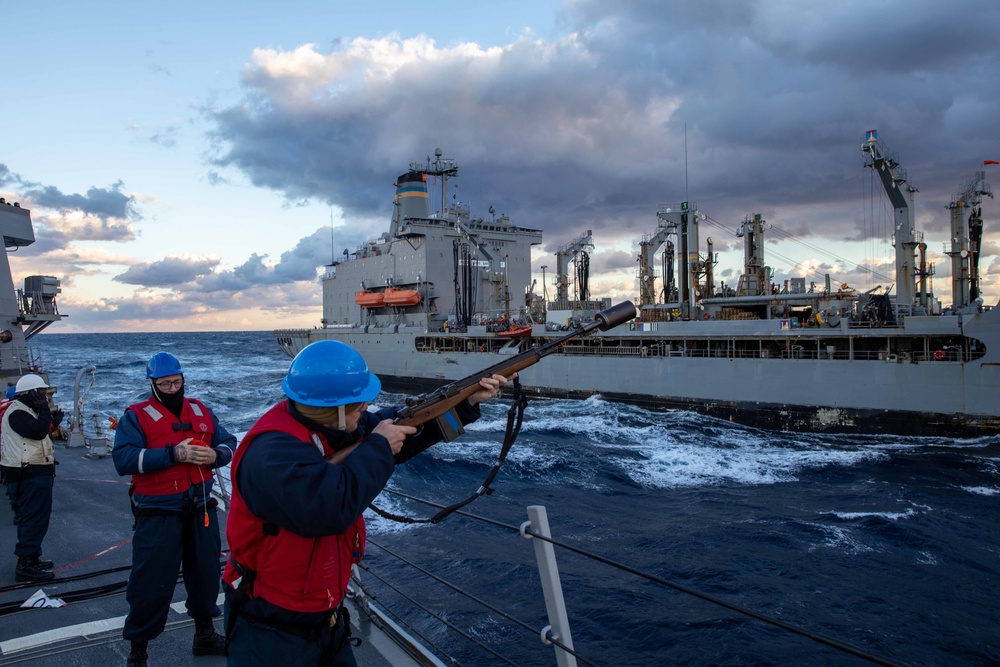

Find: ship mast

[421,148,459,218]
[947,168,993,309]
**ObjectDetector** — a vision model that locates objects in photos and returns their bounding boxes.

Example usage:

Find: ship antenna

[684,123,689,204]
[330,206,337,266]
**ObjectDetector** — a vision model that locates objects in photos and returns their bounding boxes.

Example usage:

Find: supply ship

[275,134,1000,437]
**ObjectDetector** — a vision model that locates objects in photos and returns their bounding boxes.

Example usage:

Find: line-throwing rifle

[373,300,637,524]
[394,300,637,441]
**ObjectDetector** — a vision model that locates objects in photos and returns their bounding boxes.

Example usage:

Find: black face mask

[151,380,185,418]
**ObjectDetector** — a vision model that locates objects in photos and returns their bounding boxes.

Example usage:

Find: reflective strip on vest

[143,404,164,421]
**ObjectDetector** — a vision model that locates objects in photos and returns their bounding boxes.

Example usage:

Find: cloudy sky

[3,0,999,333]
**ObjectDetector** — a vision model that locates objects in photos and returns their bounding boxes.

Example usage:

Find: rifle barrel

[394,300,637,426]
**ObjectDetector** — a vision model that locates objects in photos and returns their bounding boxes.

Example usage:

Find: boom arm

[862,130,918,308]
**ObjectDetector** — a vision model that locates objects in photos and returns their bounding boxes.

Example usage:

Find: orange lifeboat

[497,324,532,338]
[355,291,386,308]
[383,288,422,307]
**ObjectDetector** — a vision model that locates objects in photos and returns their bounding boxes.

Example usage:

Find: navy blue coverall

[224,401,480,667]
[112,404,236,642]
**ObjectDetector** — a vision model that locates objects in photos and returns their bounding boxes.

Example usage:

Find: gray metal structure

[276,136,1000,436]
[0,200,65,397]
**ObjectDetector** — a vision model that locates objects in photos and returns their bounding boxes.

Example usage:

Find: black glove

[24,390,49,414]
[50,409,64,427]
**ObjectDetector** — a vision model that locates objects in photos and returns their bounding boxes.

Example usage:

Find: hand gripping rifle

[371,300,637,524]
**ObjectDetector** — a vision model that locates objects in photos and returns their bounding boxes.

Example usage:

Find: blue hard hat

[282,340,381,407]
[5,386,16,400]
[146,352,183,379]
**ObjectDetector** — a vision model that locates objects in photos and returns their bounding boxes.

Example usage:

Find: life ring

[702,312,711,321]
[933,349,945,361]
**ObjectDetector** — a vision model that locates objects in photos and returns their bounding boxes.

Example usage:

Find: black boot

[127,640,148,667]
[15,556,54,582]
[35,555,54,570]
[192,618,227,656]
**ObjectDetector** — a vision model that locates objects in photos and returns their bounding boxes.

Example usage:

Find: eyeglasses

[155,379,183,390]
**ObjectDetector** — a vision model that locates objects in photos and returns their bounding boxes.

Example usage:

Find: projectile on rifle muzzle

[594,300,637,331]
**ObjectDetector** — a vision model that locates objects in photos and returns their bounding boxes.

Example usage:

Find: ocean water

[33,331,1000,666]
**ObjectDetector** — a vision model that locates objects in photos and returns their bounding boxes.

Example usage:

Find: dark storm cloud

[113,228,349,293]
[203,0,1000,258]
[26,181,136,222]
[1,164,138,245]
[116,256,219,287]
[201,227,352,290]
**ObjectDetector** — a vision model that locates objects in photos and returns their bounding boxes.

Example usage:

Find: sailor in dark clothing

[223,340,509,667]
[113,352,236,667]
[1,374,57,582]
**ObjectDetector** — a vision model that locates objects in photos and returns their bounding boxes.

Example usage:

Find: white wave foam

[827,508,918,521]
[959,485,999,496]
[420,395,904,489]
[806,523,874,554]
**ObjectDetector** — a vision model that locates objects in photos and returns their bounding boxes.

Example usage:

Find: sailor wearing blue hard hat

[112,352,236,667]
[223,340,511,667]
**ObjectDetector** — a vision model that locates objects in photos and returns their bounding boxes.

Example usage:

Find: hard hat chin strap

[337,405,347,431]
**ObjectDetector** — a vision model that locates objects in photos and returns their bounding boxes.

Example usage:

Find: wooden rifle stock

[394,300,637,431]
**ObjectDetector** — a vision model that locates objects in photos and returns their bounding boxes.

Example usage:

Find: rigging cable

[367,379,528,524]
[355,561,517,667]
[0,557,228,617]
[363,541,599,667]
[366,498,902,667]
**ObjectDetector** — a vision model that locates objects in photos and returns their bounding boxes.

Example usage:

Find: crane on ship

[734,214,772,297]
[947,166,994,309]
[638,216,676,308]
[861,129,920,313]
[553,230,593,309]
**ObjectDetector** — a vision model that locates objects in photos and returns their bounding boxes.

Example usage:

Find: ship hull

[276,310,1000,438]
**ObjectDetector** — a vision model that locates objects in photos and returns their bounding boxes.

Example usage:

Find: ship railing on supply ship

[413,335,971,364]
[358,491,903,667]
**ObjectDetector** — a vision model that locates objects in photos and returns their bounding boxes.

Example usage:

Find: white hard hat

[15,374,49,393]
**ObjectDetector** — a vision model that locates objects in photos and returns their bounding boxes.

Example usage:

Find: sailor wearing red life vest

[223,340,508,667]
[112,352,236,667]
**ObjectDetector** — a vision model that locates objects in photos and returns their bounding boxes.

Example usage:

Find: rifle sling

[367,377,528,525]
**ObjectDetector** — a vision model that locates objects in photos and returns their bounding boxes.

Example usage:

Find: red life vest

[223,401,365,613]
[128,397,216,496]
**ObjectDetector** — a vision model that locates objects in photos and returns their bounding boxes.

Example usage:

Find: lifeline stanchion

[521,505,577,667]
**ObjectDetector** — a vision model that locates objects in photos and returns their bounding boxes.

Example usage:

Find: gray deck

[0,442,416,666]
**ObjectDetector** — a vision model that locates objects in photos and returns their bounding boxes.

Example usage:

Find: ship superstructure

[319,148,542,334]
[276,134,1000,436]
[0,198,65,392]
